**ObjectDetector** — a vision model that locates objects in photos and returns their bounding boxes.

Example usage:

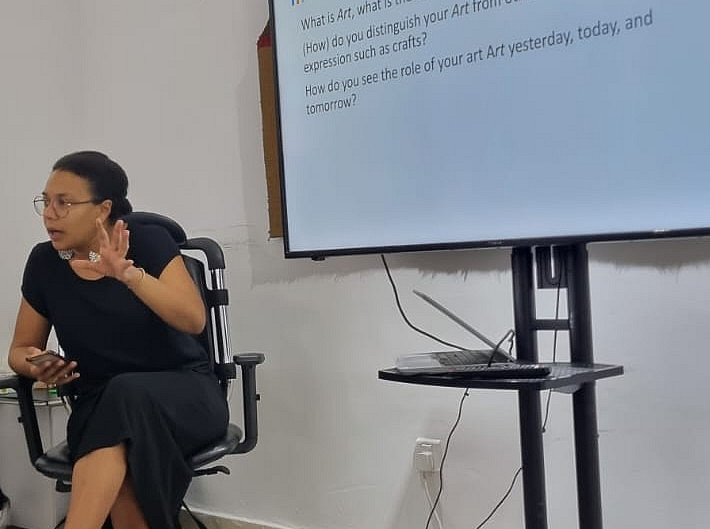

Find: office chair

[1,212,263,528]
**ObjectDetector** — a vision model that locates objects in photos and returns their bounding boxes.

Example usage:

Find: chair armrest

[0,373,19,390]
[234,353,265,367]
[0,374,46,466]
[232,353,265,454]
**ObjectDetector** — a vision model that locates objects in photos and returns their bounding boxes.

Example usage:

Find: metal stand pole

[512,247,548,529]
[565,244,603,529]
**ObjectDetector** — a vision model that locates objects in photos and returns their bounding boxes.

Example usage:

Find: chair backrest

[122,212,235,395]
[182,255,215,368]
[123,213,262,456]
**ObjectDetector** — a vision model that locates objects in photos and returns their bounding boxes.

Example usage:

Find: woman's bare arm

[8,298,78,385]
[71,220,206,334]
[123,255,206,334]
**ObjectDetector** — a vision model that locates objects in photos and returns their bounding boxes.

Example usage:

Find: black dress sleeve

[21,243,51,318]
[128,224,180,278]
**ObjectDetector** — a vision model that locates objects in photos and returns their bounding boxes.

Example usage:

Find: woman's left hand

[71,219,136,283]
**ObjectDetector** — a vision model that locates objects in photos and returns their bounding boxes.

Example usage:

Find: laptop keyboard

[437,350,493,365]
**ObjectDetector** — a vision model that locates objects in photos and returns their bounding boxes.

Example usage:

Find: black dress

[21,224,229,529]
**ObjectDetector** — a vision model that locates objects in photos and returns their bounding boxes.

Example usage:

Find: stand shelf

[379,363,622,391]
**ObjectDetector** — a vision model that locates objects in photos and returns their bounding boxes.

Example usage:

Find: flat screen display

[269,0,710,257]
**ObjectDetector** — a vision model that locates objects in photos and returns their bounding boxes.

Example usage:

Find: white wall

[0,0,83,344]
[1,1,709,528]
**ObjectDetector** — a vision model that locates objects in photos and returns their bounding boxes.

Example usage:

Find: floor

[178,510,270,529]
[7,511,269,529]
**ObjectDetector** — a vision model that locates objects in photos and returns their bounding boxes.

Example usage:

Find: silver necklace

[58,249,101,263]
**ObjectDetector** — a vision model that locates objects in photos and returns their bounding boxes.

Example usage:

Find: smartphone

[26,350,64,366]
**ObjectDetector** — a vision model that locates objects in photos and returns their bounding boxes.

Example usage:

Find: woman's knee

[76,443,127,465]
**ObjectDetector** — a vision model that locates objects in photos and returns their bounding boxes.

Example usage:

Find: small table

[0,386,63,408]
[0,374,69,529]
[379,363,622,390]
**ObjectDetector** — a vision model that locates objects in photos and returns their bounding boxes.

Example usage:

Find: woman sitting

[7,151,228,529]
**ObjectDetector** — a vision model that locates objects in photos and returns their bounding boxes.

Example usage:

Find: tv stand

[379,243,623,529]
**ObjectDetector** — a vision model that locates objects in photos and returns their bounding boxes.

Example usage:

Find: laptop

[394,290,550,378]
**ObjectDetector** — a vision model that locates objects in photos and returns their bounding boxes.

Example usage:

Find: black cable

[486,330,514,367]
[426,388,470,529]
[467,256,564,527]
[474,466,524,529]
[470,253,565,528]
[542,266,564,433]
[378,254,471,528]
[379,253,530,528]
[380,254,469,351]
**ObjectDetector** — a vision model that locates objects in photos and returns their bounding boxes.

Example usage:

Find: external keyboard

[445,363,551,379]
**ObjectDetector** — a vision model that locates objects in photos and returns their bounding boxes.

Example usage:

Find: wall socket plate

[413,437,442,472]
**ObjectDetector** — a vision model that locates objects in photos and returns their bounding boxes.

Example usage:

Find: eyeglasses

[33,195,98,218]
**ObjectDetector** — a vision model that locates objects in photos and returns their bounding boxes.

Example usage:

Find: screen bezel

[267,0,710,259]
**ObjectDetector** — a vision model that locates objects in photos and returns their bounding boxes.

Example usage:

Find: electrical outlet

[413,437,442,472]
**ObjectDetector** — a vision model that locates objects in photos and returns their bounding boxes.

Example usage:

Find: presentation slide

[270,0,710,255]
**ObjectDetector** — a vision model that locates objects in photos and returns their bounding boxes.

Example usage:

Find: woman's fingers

[117,222,130,257]
[32,358,65,380]
[34,359,79,386]
[77,220,132,280]
[55,373,80,386]
[96,218,111,247]
[103,219,130,258]
[111,219,122,245]
[54,368,80,387]
[54,360,78,380]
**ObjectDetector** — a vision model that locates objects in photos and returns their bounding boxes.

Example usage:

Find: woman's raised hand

[71,219,136,283]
